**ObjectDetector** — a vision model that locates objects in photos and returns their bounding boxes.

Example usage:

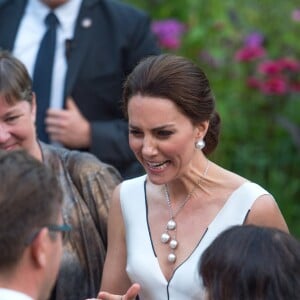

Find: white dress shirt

[12,0,82,109]
[0,288,33,300]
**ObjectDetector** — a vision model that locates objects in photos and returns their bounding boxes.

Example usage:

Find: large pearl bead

[168,253,176,263]
[161,233,170,243]
[169,239,178,249]
[167,219,176,230]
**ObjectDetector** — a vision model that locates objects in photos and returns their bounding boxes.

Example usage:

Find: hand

[45,97,91,148]
[96,283,140,300]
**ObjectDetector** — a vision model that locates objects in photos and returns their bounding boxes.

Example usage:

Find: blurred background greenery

[125,0,300,236]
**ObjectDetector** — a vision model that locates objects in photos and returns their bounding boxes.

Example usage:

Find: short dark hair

[0,50,33,105]
[199,225,300,300]
[0,150,63,269]
[122,54,221,155]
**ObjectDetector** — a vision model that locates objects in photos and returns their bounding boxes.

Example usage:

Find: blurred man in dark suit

[0,0,160,178]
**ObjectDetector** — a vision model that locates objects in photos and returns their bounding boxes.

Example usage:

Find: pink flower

[291,9,300,22]
[151,19,186,50]
[234,45,266,62]
[260,77,288,95]
[258,60,282,75]
[277,57,300,72]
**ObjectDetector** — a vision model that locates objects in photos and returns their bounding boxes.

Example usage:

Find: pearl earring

[195,139,205,150]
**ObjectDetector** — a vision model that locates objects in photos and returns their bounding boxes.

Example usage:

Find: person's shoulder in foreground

[200,224,300,300]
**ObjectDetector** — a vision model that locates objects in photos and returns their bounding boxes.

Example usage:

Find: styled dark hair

[199,225,300,300]
[0,50,33,105]
[122,54,221,155]
[0,150,63,269]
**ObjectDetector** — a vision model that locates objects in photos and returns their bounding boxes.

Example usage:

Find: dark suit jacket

[0,0,160,179]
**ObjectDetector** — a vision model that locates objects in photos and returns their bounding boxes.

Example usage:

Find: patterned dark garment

[39,142,121,300]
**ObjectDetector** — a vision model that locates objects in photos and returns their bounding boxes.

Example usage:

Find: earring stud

[195,139,205,150]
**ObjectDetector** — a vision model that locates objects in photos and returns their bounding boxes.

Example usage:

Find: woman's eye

[129,129,143,136]
[157,130,173,137]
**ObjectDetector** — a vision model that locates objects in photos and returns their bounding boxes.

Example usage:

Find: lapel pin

[81,18,92,28]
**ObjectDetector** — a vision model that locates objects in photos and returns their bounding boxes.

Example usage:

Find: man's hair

[0,150,63,269]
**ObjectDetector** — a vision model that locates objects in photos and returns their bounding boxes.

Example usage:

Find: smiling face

[128,95,207,185]
[0,51,42,159]
[0,96,40,159]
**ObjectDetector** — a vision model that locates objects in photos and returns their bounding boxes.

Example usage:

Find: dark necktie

[32,12,59,143]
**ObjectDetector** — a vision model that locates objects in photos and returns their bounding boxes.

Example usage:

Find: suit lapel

[64,0,99,100]
[0,0,28,50]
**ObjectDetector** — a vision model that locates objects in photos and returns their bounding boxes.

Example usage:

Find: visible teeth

[150,162,164,167]
[147,161,167,170]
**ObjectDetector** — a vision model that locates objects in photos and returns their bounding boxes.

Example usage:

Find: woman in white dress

[97,54,289,300]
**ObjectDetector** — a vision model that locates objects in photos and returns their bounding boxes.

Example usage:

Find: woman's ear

[195,120,209,140]
[31,93,37,124]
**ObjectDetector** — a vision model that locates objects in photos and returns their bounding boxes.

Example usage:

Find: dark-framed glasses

[47,223,72,243]
[25,223,72,245]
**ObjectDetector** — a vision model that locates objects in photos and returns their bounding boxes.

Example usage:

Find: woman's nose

[0,124,10,143]
[142,137,158,156]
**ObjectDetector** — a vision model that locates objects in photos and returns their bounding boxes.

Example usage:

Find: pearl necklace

[161,160,210,263]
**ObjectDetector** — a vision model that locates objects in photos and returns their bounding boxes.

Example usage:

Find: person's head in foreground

[0,150,69,300]
[199,225,300,300]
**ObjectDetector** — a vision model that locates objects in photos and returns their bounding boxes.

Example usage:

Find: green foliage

[124,0,300,236]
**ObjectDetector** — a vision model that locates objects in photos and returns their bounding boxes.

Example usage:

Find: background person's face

[40,0,70,9]
[0,97,37,156]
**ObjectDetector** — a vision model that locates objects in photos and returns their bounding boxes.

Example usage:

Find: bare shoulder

[110,184,122,210]
[209,163,288,231]
[246,194,289,232]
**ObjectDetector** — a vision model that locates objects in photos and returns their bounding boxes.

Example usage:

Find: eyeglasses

[25,223,72,245]
[47,223,72,243]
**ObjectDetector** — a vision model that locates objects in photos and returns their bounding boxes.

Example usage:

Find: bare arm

[245,194,289,232]
[100,184,133,294]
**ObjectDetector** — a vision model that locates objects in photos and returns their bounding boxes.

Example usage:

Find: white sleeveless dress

[120,175,271,300]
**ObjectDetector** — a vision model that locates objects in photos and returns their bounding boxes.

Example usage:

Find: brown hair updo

[122,54,221,155]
